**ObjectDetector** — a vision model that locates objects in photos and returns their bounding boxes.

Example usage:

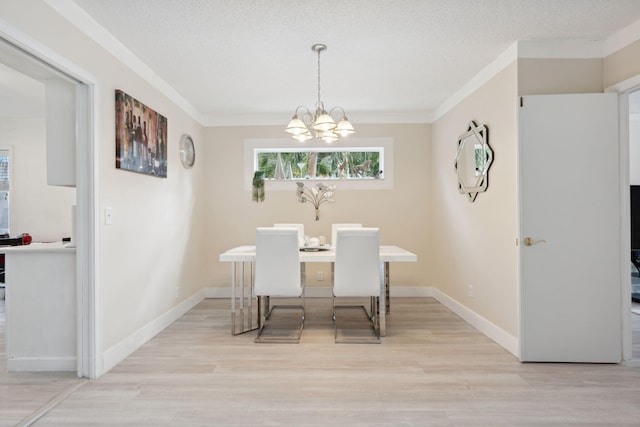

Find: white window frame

[0,148,11,235]
[244,137,394,191]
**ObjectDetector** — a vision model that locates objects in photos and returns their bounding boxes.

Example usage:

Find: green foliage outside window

[256,150,382,180]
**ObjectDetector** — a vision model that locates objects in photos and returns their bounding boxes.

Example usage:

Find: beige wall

[604,38,640,185]
[205,123,431,291]
[0,0,208,366]
[4,1,640,374]
[430,62,519,336]
[0,118,76,241]
[518,58,603,95]
[604,39,640,89]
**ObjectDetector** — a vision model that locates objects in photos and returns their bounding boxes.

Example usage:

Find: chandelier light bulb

[313,113,337,132]
[293,131,313,142]
[319,130,339,143]
[335,118,355,136]
[285,44,355,143]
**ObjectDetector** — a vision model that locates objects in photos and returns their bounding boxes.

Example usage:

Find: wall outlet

[467,284,474,297]
[317,271,324,281]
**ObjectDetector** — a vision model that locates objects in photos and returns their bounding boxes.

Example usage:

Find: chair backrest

[333,228,380,297]
[255,227,303,297]
[274,223,305,247]
[331,223,363,247]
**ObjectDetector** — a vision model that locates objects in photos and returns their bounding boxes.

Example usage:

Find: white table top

[1,241,76,254]
[219,245,417,263]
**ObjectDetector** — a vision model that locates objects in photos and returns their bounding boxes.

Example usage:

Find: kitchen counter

[4,241,76,372]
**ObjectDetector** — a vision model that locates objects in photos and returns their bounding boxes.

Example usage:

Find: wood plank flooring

[1,297,640,426]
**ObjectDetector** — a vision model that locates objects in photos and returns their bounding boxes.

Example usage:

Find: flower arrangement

[296,182,336,221]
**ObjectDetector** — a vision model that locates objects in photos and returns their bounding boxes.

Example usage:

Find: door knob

[524,237,546,246]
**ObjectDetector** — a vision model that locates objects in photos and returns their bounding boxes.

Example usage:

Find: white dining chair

[330,223,363,292]
[332,227,381,343]
[254,227,305,343]
[330,223,362,247]
[274,223,305,247]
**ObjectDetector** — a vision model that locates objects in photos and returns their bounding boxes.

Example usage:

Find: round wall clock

[179,134,195,168]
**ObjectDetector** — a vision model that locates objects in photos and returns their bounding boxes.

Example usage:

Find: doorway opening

[629,89,640,361]
[0,34,96,377]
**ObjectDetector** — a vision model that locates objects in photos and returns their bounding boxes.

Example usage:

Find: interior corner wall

[1,0,208,374]
[203,123,431,293]
[604,38,640,89]
[429,62,519,337]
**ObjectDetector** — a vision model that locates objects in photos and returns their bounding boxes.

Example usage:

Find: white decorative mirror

[454,121,493,202]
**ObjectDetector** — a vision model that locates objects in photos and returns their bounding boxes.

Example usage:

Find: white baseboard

[391,286,433,298]
[98,285,519,373]
[101,290,206,375]
[208,286,519,358]
[430,287,519,358]
[205,286,232,298]
[7,356,76,372]
[205,285,434,299]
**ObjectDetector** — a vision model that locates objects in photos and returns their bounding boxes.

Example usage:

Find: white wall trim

[432,38,611,123]
[243,137,394,191]
[607,79,640,362]
[206,285,517,356]
[201,110,433,127]
[101,290,205,375]
[0,18,101,379]
[205,285,432,299]
[604,16,640,57]
[44,0,203,125]
[7,356,76,372]
[432,42,518,122]
[430,288,520,358]
[618,91,633,362]
[606,74,640,94]
[206,286,231,299]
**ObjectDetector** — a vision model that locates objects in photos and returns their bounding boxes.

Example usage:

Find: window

[255,148,383,180]
[244,138,394,191]
[0,150,10,234]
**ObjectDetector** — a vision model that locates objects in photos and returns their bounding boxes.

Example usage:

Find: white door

[519,93,622,362]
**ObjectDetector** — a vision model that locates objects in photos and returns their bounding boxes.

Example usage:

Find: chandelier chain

[316,47,322,110]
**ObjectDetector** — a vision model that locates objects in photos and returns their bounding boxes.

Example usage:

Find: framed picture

[115,90,168,177]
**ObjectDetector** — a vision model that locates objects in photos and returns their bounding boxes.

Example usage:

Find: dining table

[219,245,417,336]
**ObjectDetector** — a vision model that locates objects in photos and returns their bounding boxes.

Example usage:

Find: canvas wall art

[115,90,168,177]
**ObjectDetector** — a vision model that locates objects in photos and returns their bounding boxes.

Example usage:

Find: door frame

[0,23,99,377]
[606,74,640,362]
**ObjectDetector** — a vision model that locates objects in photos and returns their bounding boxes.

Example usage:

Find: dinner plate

[300,245,331,252]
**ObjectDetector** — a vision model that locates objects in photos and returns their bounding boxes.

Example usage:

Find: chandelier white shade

[286,44,355,143]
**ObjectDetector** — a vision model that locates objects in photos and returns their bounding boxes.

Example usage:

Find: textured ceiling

[45,1,640,123]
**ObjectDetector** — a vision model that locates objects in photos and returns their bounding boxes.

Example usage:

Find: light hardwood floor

[1,297,640,426]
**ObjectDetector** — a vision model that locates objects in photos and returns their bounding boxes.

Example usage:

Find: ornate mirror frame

[454,121,493,202]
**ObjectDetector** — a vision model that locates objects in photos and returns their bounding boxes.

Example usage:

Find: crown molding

[604,16,640,57]
[45,0,204,125]
[42,1,640,128]
[432,42,518,122]
[200,110,433,127]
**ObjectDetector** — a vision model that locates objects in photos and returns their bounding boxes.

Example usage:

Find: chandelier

[285,44,355,143]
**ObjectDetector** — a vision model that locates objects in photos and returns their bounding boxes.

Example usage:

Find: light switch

[105,207,113,225]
